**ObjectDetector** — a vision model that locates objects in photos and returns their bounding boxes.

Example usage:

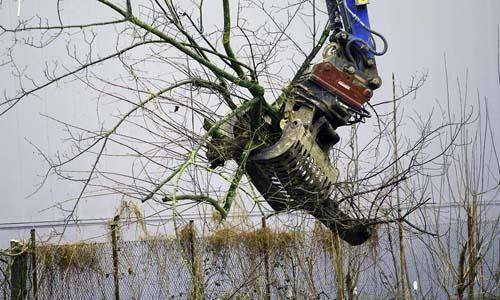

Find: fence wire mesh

[0,220,498,299]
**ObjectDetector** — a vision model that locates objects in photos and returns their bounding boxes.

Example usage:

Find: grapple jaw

[244,101,373,245]
[246,118,337,212]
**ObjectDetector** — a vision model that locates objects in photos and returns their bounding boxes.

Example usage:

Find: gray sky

[0,0,499,246]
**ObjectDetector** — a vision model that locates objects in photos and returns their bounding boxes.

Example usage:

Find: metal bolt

[363,89,373,98]
[345,66,356,74]
[324,63,333,71]
[370,78,381,87]
[366,59,375,67]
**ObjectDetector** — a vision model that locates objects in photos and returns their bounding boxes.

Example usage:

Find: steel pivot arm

[327,0,375,57]
[298,0,387,128]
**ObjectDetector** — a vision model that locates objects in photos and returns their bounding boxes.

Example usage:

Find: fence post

[10,240,27,300]
[189,220,202,299]
[30,229,38,300]
[262,217,271,300]
[111,224,120,300]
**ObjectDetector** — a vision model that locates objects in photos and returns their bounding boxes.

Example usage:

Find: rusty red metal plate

[310,62,372,110]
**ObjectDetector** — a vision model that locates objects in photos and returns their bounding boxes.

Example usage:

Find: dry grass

[109,199,148,238]
[37,242,100,273]
[206,226,302,254]
[206,227,242,251]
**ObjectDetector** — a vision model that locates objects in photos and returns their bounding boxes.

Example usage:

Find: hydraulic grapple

[206,0,386,245]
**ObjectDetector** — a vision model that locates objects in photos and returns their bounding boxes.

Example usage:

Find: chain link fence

[0,220,498,299]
